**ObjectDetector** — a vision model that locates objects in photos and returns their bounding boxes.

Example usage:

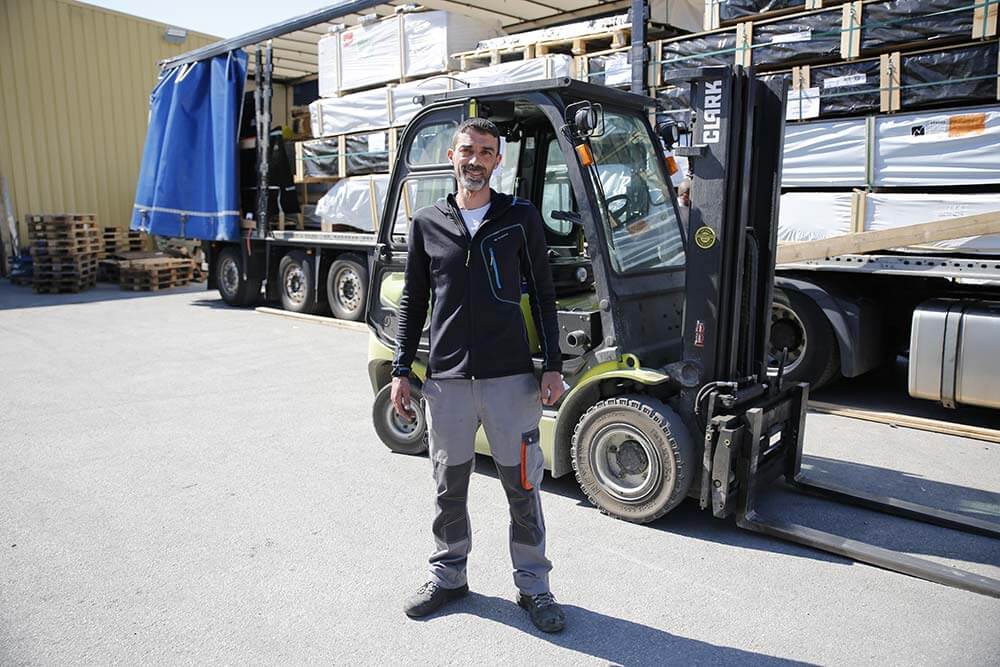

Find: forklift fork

[706,384,1000,598]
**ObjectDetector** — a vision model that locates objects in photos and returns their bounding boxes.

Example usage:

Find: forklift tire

[216,246,261,307]
[571,395,695,524]
[769,289,840,390]
[327,255,369,321]
[278,250,321,314]
[372,383,427,455]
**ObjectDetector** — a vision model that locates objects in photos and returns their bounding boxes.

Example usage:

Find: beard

[457,164,489,192]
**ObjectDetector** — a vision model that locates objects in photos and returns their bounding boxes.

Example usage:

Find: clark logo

[703,81,723,144]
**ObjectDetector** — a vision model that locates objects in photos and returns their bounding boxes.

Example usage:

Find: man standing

[390,117,567,633]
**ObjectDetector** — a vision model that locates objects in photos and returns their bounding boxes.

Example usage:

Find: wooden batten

[777,210,1000,264]
[972,0,998,39]
[338,135,347,179]
[850,189,867,234]
[367,176,380,232]
[841,1,863,60]
[704,0,720,31]
[735,21,753,68]
[791,65,811,91]
[294,142,305,183]
[879,51,901,112]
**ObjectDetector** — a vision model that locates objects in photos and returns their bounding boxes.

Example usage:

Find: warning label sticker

[949,113,987,137]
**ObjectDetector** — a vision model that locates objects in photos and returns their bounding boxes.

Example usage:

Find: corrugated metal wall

[0,0,218,247]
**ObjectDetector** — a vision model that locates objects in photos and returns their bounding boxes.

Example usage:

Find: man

[390,117,567,633]
[676,177,691,226]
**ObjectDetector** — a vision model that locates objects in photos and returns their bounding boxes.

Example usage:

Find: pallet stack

[101,227,148,258]
[27,214,100,293]
[119,257,193,291]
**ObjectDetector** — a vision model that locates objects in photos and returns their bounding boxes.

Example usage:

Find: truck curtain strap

[131,50,248,241]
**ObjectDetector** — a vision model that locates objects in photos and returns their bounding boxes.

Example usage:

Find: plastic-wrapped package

[811,59,881,117]
[751,8,842,67]
[317,33,340,99]
[901,41,999,110]
[309,89,391,138]
[860,0,975,55]
[299,138,340,180]
[344,131,391,176]
[584,52,631,88]
[865,193,1000,254]
[778,192,854,242]
[476,14,629,51]
[717,0,807,23]
[782,118,868,187]
[874,105,1000,186]
[314,175,390,233]
[309,55,573,137]
[328,11,499,94]
[459,54,574,89]
[661,30,738,72]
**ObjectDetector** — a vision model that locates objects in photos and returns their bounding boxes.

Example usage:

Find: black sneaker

[404,581,469,618]
[517,591,566,633]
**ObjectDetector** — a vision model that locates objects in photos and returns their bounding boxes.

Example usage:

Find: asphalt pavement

[1,282,998,665]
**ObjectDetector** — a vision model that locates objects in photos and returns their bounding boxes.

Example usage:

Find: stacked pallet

[101,227,147,257]
[27,214,99,293]
[119,257,193,291]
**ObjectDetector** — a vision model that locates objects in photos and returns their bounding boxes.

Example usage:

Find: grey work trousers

[422,372,552,595]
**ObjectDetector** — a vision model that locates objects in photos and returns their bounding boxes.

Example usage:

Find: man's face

[448,129,502,193]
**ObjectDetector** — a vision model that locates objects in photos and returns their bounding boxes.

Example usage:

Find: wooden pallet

[454,27,630,70]
[118,257,193,291]
[120,276,191,291]
[32,276,97,293]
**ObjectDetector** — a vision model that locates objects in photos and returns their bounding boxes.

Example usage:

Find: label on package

[368,133,386,153]
[786,87,820,120]
[823,73,867,89]
[770,29,812,44]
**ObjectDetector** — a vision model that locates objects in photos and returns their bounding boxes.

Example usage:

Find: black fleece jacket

[392,189,562,380]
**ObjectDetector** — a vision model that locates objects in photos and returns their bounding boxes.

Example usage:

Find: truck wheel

[327,255,368,321]
[216,246,261,307]
[571,395,695,524]
[769,289,840,389]
[278,250,320,314]
[372,383,427,455]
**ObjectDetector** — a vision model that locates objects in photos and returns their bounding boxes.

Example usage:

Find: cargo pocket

[520,427,543,491]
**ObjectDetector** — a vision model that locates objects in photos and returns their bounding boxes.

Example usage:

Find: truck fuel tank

[909,299,1000,409]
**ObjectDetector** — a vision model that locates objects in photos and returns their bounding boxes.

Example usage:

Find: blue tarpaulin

[131,51,248,241]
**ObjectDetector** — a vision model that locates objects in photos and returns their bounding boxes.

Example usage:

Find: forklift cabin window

[391,175,456,244]
[590,112,685,274]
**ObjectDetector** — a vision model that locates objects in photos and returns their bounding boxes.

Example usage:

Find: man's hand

[540,371,566,406]
[391,376,416,421]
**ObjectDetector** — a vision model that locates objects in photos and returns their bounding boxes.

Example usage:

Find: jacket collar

[436,189,515,233]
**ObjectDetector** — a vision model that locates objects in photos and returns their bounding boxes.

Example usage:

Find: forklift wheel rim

[768,302,806,375]
[383,398,424,442]
[590,423,662,503]
[220,256,240,297]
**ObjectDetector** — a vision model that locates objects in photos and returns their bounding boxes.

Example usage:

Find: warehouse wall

[0,0,219,249]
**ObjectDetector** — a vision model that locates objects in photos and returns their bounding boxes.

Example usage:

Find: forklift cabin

[366,71,1000,599]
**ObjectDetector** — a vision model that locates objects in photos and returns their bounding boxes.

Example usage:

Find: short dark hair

[452,117,500,150]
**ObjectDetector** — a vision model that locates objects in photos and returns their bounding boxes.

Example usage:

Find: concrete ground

[1,281,998,666]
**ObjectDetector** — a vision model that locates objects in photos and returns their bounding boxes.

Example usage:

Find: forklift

[364,66,1000,599]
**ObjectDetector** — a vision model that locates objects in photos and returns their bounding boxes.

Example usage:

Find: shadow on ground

[0,279,209,310]
[414,592,813,666]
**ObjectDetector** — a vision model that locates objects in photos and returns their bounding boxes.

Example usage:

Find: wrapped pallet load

[318,10,500,96]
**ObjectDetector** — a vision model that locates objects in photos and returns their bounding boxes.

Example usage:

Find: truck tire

[278,250,321,314]
[216,246,261,307]
[769,289,840,389]
[327,254,369,321]
[372,383,427,455]
[571,395,695,524]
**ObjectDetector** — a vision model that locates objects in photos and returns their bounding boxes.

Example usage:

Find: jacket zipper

[489,247,502,289]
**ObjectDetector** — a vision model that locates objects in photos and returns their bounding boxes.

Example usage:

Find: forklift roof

[418,77,656,111]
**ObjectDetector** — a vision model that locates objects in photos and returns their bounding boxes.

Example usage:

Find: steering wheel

[604,194,640,228]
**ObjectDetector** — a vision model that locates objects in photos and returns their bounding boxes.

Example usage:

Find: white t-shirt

[459,203,491,237]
